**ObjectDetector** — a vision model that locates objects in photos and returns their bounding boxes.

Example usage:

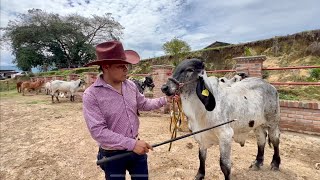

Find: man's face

[104,64,131,82]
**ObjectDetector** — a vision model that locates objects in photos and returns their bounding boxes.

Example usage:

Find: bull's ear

[196,76,216,111]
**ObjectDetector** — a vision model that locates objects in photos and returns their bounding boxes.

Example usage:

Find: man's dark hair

[99,66,103,73]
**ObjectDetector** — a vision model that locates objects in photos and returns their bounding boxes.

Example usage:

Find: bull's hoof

[194,173,205,180]
[271,162,280,171]
[249,160,263,170]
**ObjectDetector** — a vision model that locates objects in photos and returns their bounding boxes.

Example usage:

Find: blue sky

[1,0,319,67]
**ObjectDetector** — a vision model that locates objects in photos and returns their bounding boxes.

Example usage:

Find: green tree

[1,9,124,71]
[162,37,191,66]
[244,46,253,56]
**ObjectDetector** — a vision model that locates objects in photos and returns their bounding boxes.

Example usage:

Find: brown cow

[16,81,23,93]
[21,80,45,96]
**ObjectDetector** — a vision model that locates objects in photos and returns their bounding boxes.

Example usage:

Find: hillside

[133,29,320,73]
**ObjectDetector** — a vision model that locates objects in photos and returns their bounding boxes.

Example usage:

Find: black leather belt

[99,147,128,153]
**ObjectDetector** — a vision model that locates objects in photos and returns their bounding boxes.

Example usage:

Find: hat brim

[84,50,140,67]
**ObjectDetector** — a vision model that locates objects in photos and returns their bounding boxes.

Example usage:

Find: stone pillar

[54,75,65,80]
[233,55,266,78]
[152,65,174,113]
[68,74,80,81]
[84,72,98,88]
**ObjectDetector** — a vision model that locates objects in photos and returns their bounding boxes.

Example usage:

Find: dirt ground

[0,92,320,180]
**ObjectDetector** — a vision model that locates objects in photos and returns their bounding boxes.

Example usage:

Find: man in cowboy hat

[82,40,168,179]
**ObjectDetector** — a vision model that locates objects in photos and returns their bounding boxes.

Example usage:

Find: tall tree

[162,37,191,66]
[1,9,124,71]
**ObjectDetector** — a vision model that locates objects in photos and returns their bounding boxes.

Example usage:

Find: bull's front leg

[218,129,233,180]
[195,148,207,180]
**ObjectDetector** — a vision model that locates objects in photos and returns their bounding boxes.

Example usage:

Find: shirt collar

[93,74,111,88]
[93,74,128,89]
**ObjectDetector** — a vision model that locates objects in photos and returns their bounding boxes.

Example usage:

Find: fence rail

[206,70,237,73]
[128,73,159,76]
[271,82,320,86]
[262,66,320,71]
[203,65,319,86]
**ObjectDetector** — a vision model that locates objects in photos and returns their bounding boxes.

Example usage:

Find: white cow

[50,79,85,102]
[161,59,281,180]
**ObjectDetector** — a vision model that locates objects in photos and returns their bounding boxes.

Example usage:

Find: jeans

[97,148,148,180]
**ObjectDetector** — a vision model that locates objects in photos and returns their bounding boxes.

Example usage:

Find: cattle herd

[15,76,155,103]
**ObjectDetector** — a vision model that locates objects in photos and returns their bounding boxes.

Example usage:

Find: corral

[0,92,319,180]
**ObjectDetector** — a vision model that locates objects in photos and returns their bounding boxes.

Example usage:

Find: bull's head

[161,59,216,111]
[79,79,86,87]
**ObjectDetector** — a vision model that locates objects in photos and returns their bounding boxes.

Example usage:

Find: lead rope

[168,97,186,151]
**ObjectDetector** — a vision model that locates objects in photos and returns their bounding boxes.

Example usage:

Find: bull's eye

[186,68,194,72]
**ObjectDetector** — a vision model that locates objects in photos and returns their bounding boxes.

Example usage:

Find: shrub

[310,68,320,80]
[262,70,269,79]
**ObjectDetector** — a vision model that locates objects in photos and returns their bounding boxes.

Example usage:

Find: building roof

[203,41,232,49]
[0,70,17,73]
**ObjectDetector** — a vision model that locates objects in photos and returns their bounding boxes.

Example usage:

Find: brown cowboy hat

[84,41,140,67]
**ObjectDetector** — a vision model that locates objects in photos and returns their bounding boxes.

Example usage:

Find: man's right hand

[133,140,153,155]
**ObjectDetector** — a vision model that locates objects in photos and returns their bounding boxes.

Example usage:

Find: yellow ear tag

[201,89,209,96]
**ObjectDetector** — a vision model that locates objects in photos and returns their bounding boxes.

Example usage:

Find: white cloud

[1,0,319,67]
[0,49,14,66]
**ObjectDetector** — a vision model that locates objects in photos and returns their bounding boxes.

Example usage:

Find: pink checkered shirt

[83,75,167,151]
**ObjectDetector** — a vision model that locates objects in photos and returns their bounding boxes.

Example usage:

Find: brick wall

[53,75,65,80]
[233,55,266,77]
[44,76,53,82]
[84,72,98,88]
[152,65,174,113]
[152,65,174,98]
[280,100,320,135]
[68,74,80,81]
[36,77,45,81]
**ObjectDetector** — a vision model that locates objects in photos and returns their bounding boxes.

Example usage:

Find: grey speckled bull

[161,59,281,180]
